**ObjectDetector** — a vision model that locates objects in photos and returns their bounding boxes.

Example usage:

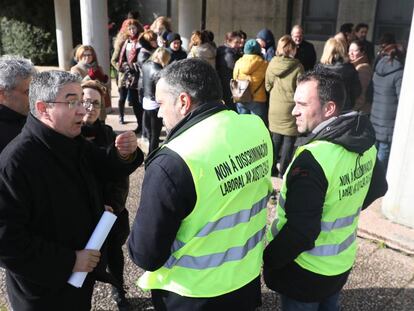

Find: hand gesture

[115,131,137,158]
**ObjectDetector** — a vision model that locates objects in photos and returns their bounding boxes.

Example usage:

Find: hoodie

[265,56,304,135]
[263,112,387,302]
[370,55,404,143]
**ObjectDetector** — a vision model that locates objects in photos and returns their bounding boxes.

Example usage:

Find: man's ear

[35,101,50,119]
[0,89,7,104]
[177,92,192,115]
[324,101,338,118]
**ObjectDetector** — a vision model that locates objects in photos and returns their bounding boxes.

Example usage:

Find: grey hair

[29,70,81,116]
[0,55,36,91]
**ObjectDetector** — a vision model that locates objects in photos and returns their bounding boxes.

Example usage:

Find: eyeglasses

[48,99,101,110]
[82,53,93,57]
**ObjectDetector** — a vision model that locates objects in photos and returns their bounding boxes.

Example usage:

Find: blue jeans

[280,292,341,311]
[236,102,267,125]
[376,141,391,172]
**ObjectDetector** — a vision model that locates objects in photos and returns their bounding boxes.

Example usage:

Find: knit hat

[166,32,182,45]
[244,39,261,55]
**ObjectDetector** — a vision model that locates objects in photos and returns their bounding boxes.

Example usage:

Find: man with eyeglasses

[0,55,36,153]
[0,70,144,310]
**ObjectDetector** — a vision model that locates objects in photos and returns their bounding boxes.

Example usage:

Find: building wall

[206,0,288,46]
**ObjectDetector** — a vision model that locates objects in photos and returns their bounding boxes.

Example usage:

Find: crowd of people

[0,10,402,311]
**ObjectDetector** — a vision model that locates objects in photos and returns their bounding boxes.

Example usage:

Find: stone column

[177,0,202,51]
[80,0,110,77]
[381,9,414,229]
[54,0,73,70]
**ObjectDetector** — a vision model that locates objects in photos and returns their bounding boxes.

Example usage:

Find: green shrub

[0,17,56,65]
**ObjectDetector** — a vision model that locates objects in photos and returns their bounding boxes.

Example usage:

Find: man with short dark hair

[263,70,387,310]
[0,55,36,152]
[354,23,375,64]
[0,70,143,310]
[291,25,316,71]
[128,58,273,310]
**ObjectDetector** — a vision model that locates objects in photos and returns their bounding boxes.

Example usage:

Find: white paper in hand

[68,211,117,288]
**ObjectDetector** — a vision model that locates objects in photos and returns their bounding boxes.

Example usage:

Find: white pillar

[177,0,202,51]
[381,9,414,229]
[54,0,73,70]
[80,0,110,78]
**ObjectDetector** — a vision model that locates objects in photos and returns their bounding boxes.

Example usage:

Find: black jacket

[0,115,143,310]
[263,112,388,302]
[0,104,26,153]
[370,56,404,143]
[295,40,317,71]
[81,120,130,214]
[315,62,362,111]
[128,102,263,310]
[216,44,242,108]
[167,47,187,63]
[142,61,162,100]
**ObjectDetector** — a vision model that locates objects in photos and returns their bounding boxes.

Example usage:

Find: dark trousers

[107,209,130,287]
[118,87,143,131]
[271,132,296,177]
[146,108,163,154]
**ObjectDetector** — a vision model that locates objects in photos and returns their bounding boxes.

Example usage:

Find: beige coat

[265,56,303,135]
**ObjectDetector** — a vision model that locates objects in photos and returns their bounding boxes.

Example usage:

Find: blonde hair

[149,47,171,67]
[138,29,158,43]
[276,35,296,57]
[75,45,97,63]
[150,16,172,34]
[320,37,348,64]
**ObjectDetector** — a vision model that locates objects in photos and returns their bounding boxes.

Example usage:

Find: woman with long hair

[265,35,304,177]
[315,37,361,111]
[111,19,143,125]
[348,40,373,113]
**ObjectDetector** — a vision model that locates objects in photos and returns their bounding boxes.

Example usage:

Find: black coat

[295,40,317,72]
[370,56,404,143]
[167,47,187,63]
[0,104,26,153]
[315,62,362,111]
[142,61,163,101]
[216,44,242,109]
[0,115,143,310]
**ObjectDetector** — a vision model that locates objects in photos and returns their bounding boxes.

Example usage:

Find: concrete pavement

[0,79,413,310]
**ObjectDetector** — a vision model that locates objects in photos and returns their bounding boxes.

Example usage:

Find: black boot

[112,286,131,311]
[119,116,125,124]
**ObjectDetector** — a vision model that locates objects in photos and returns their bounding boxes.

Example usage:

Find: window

[302,0,339,41]
[374,0,414,45]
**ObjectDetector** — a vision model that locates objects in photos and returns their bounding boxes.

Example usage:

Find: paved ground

[0,80,413,310]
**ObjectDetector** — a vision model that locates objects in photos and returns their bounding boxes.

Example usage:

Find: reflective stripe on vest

[138,110,273,297]
[165,225,266,269]
[268,140,377,276]
[169,194,269,255]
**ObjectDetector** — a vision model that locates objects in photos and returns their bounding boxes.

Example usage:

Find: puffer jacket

[370,55,404,143]
[233,54,268,103]
[266,56,304,135]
